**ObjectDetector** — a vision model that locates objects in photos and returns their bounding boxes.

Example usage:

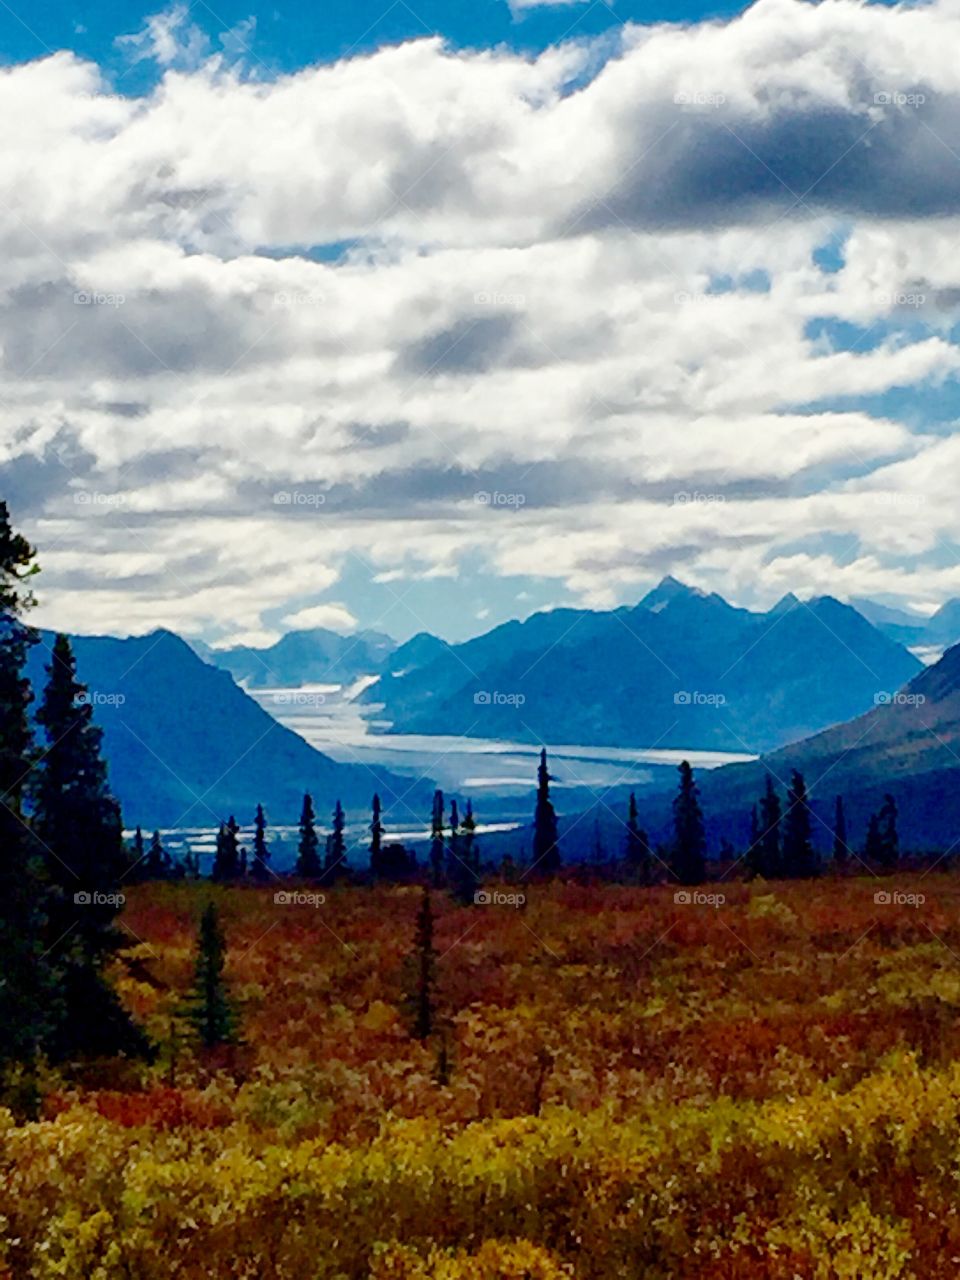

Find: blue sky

[1,0,748,78]
[2,0,960,648]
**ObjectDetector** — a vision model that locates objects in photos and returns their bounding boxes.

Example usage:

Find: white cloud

[4,0,960,639]
[281,603,359,633]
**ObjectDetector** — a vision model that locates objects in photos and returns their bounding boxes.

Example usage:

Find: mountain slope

[362,581,921,754]
[25,629,428,828]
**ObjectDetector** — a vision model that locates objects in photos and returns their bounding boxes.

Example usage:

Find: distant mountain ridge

[359,578,922,755]
[196,627,396,688]
[25,629,429,829]
[853,596,960,653]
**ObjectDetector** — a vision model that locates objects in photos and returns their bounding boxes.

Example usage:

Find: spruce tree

[832,796,849,871]
[430,789,445,887]
[757,775,782,879]
[864,812,883,864]
[461,799,479,881]
[34,633,147,1060]
[185,902,238,1049]
[295,793,321,878]
[878,793,900,870]
[0,504,55,1093]
[145,829,168,880]
[369,792,384,877]
[625,792,652,884]
[782,771,818,878]
[250,803,271,881]
[671,760,705,886]
[532,749,560,875]
[129,825,146,881]
[325,799,346,879]
[212,816,241,882]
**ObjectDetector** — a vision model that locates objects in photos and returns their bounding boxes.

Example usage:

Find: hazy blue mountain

[361,579,921,754]
[25,629,428,828]
[197,627,396,688]
[853,596,960,653]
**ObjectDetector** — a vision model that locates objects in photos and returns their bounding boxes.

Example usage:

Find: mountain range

[193,628,396,688]
[852,597,960,654]
[357,578,922,754]
[24,629,429,830]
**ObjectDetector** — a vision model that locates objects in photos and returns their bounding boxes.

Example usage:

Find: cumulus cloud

[4,0,960,640]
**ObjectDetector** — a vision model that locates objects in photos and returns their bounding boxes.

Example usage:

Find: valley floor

[4,876,960,1277]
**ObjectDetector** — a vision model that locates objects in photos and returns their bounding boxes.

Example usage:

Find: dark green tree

[325,799,346,879]
[756,775,782,879]
[185,902,238,1049]
[128,825,146,881]
[532,749,560,875]
[369,793,385,877]
[864,812,883,864]
[782,771,818,878]
[212,816,241,882]
[0,504,55,1099]
[295,793,321,878]
[430,789,445,887]
[34,633,147,1060]
[145,829,169,880]
[461,799,478,878]
[624,792,652,884]
[832,796,849,871]
[250,803,271,882]
[671,760,705,886]
[877,793,900,870]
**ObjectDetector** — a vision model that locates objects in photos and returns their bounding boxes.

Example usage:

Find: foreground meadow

[5,875,960,1277]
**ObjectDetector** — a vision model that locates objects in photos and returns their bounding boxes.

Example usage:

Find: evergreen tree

[413,887,435,1040]
[671,760,705,886]
[624,792,652,884]
[129,825,146,880]
[430,789,445,887]
[461,799,478,879]
[447,798,461,875]
[34,633,147,1060]
[744,803,763,879]
[369,793,385,877]
[250,803,271,881]
[0,504,55,1095]
[145,829,168,880]
[878,793,900,870]
[782,770,818,878]
[532,749,560,875]
[325,800,346,879]
[185,903,238,1049]
[832,795,849,871]
[756,775,782,879]
[212,816,241,882]
[295,793,321,878]
[864,812,883,864]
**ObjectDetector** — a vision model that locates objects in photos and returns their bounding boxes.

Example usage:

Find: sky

[3,0,960,647]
